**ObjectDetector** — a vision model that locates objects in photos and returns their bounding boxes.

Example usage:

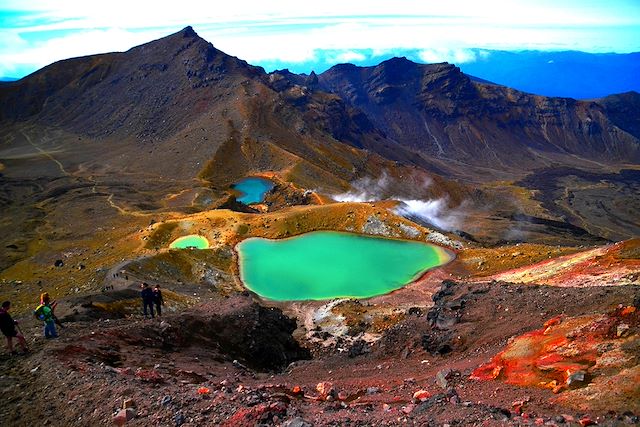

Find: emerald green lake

[232,177,274,204]
[169,235,210,249]
[237,231,451,301]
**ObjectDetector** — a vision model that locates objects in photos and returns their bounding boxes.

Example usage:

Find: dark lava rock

[54,259,64,267]
[488,406,511,420]
[432,280,456,302]
[174,412,185,427]
[421,332,453,355]
[282,417,313,427]
[176,295,311,372]
[348,339,370,358]
[407,307,424,316]
[217,195,259,213]
[421,280,469,355]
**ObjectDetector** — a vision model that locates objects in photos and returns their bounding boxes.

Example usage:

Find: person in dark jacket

[152,285,164,317]
[0,301,28,354]
[140,283,154,318]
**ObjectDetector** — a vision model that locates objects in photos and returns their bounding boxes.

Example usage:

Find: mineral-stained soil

[1,276,638,426]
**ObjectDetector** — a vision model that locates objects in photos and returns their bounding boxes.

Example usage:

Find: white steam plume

[394,198,464,231]
[333,173,391,203]
[333,173,465,231]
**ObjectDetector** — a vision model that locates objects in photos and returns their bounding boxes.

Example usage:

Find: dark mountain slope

[599,91,640,139]
[318,58,640,178]
[0,27,263,141]
[0,27,468,199]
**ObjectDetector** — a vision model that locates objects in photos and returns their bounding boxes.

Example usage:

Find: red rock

[412,390,431,402]
[579,417,596,426]
[544,316,562,329]
[512,400,525,415]
[535,418,545,425]
[402,403,415,414]
[135,369,163,383]
[222,402,287,427]
[269,402,287,412]
[337,391,348,401]
[291,385,303,395]
[197,387,210,395]
[621,306,636,316]
[113,409,127,426]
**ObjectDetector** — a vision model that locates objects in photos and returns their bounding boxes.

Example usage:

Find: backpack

[34,304,46,320]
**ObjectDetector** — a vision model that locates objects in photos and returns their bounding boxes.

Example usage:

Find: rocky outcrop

[318,57,640,173]
[173,295,311,372]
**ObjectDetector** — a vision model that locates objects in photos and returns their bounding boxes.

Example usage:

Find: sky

[1,0,639,78]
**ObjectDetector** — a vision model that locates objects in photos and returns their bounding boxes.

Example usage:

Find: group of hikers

[2,283,167,355]
[0,292,60,355]
[140,282,164,318]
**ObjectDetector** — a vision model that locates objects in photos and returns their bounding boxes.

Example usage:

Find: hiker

[0,301,29,354]
[140,283,154,318]
[35,294,58,338]
[39,292,64,329]
[153,285,164,317]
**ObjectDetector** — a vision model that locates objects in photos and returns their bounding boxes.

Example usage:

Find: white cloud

[2,0,639,76]
[332,51,367,63]
[0,28,161,77]
[418,48,481,64]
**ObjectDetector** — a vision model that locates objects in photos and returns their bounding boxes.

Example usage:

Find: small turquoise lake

[232,177,274,204]
[169,235,210,249]
[236,231,452,301]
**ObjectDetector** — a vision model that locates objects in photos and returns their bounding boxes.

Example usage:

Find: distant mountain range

[256,48,640,100]
[457,50,640,99]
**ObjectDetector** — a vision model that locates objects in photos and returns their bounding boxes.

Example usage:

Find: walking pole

[15,323,29,351]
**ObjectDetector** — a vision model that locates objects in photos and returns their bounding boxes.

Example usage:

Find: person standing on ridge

[39,292,64,329]
[153,285,164,317]
[34,294,58,338]
[140,283,154,318]
[0,301,29,355]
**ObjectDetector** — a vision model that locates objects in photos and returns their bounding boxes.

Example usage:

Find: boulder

[412,390,431,402]
[112,410,127,426]
[316,381,338,400]
[436,368,453,390]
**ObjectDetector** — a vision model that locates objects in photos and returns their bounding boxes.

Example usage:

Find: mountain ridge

[1,26,639,241]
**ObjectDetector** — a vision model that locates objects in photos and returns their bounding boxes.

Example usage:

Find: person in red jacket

[0,301,28,355]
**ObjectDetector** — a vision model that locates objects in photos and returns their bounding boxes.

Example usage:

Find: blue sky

[1,0,639,78]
